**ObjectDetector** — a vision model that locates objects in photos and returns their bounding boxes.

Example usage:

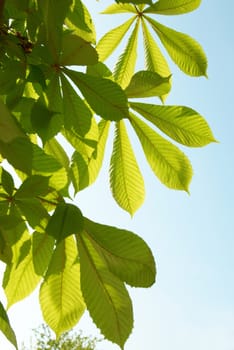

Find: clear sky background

[0,1,234,349]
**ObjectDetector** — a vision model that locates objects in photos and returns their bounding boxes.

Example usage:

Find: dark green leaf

[31,101,63,143]
[60,34,98,66]
[1,168,14,196]
[15,175,51,199]
[71,120,110,193]
[38,0,72,60]
[65,0,96,44]
[61,74,93,137]
[46,203,84,242]
[64,69,129,121]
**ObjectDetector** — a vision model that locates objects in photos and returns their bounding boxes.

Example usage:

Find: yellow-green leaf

[110,120,145,215]
[83,218,156,287]
[144,0,201,15]
[40,237,85,336]
[130,113,193,191]
[113,19,140,89]
[96,17,136,62]
[0,302,18,349]
[146,16,207,77]
[125,70,171,98]
[65,0,96,44]
[130,102,217,147]
[76,231,133,348]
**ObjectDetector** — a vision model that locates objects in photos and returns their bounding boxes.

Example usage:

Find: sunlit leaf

[0,302,18,349]
[65,0,96,44]
[129,113,193,191]
[83,218,156,287]
[76,231,133,348]
[144,0,201,15]
[96,17,136,62]
[113,19,140,89]
[125,70,171,98]
[115,0,152,4]
[40,237,85,336]
[146,16,207,76]
[4,239,41,307]
[44,138,70,172]
[130,102,217,147]
[142,18,171,101]
[87,62,113,79]
[110,120,145,215]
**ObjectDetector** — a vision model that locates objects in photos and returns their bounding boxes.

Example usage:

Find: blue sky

[0,1,234,349]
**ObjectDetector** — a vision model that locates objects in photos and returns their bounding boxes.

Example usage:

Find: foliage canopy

[0,0,215,349]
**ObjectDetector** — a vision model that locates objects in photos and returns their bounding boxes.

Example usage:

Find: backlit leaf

[40,237,85,336]
[0,302,18,349]
[96,17,136,62]
[110,120,145,215]
[130,102,216,147]
[144,0,201,15]
[125,70,171,98]
[146,16,207,76]
[76,231,133,348]
[142,19,171,101]
[65,0,96,44]
[130,113,193,191]
[4,239,41,307]
[44,138,70,172]
[83,218,156,287]
[113,19,140,89]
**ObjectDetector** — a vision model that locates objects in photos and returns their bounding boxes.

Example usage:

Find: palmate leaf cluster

[0,0,215,349]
